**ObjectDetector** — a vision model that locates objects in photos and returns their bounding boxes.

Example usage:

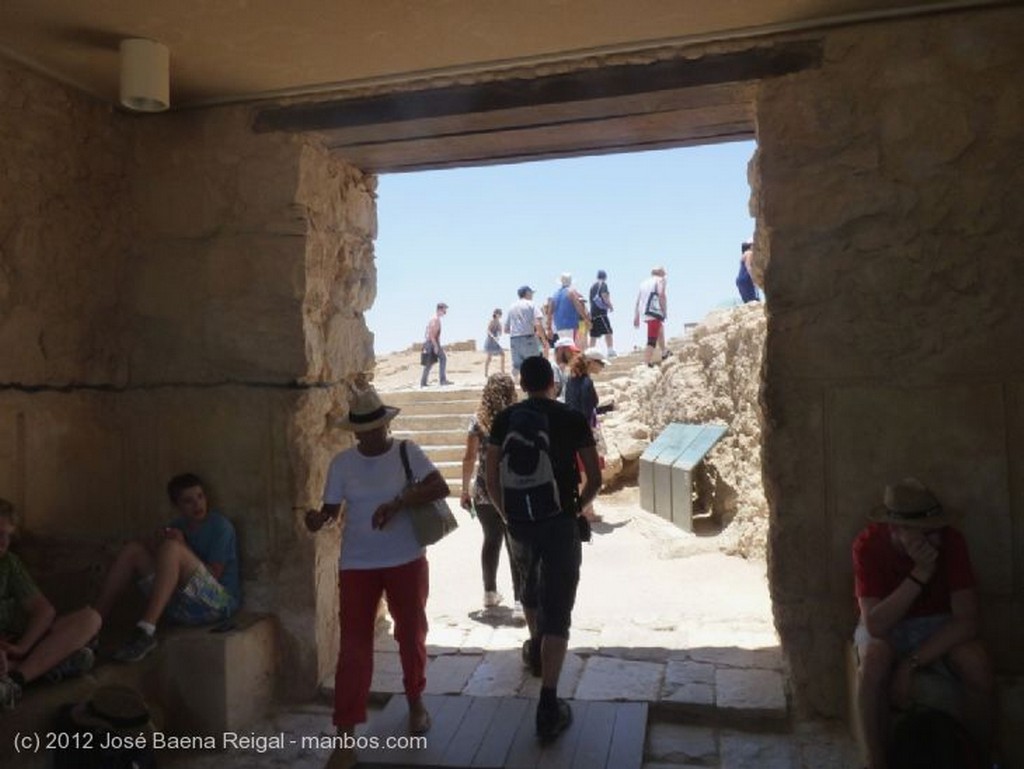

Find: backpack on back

[499,405,562,522]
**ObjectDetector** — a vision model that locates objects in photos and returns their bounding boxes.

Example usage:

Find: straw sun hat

[333,387,400,432]
[868,477,960,528]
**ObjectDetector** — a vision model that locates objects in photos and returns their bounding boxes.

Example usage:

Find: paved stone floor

[161,489,861,768]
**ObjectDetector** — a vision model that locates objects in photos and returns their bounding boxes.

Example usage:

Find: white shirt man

[505,286,546,377]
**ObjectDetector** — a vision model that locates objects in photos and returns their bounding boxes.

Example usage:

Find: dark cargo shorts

[507,514,581,638]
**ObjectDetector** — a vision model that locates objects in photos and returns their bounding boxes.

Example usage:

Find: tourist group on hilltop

[418,264,679,389]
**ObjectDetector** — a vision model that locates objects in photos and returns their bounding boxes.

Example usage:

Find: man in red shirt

[852,477,995,769]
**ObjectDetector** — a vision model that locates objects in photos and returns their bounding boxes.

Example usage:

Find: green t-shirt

[0,552,40,637]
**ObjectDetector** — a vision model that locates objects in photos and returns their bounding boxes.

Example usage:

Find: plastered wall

[755,6,1024,717]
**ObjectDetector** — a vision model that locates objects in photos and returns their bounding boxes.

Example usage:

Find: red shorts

[645,318,663,345]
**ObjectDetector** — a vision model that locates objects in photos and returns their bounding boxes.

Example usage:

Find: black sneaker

[522,638,541,677]
[0,675,23,710]
[44,646,95,683]
[536,698,573,742]
[112,628,158,663]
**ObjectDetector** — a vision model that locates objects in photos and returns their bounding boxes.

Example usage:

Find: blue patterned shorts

[139,566,236,626]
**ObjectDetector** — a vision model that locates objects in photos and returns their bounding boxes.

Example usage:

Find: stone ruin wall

[0,60,378,698]
[754,6,1024,719]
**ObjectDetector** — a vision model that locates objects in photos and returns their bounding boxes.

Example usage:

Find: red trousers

[333,556,429,726]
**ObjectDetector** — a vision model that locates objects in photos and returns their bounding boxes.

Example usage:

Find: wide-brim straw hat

[868,477,960,528]
[333,387,400,432]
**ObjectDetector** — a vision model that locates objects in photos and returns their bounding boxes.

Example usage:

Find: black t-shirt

[589,280,610,316]
[489,396,595,516]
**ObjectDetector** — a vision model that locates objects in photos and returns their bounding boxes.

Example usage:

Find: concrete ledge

[155,611,276,734]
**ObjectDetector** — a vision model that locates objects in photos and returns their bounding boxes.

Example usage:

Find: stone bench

[845,642,1024,767]
[638,422,728,531]
[1,612,277,768]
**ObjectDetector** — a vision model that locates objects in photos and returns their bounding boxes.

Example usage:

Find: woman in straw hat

[851,477,996,769]
[306,386,449,768]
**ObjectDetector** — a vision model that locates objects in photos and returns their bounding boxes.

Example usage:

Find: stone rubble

[599,302,768,559]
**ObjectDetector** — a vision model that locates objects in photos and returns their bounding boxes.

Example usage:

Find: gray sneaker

[112,628,158,663]
[44,646,95,683]
[0,675,23,710]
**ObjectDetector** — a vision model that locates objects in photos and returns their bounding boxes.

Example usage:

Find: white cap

[584,348,608,365]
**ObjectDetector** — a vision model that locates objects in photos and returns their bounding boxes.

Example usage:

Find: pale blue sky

[366,140,757,355]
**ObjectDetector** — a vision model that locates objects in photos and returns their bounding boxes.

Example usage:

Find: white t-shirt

[323,440,437,570]
[636,276,666,320]
[505,298,542,336]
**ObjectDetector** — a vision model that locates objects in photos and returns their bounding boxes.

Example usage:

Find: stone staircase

[386,388,481,496]
[383,349,651,496]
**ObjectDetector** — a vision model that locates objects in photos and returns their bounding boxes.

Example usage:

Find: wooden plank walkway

[358,694,647,769]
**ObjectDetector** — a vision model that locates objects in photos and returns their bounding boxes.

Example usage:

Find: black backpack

[499,405,562,522]
[888,708,983,769]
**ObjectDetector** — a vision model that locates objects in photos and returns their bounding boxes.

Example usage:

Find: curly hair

[475,373,517,435]
[568,352,589,378]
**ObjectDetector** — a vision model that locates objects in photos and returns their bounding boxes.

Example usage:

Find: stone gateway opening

[1,3,1022,766]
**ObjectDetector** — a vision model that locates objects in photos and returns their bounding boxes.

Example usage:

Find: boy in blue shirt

[94,473,240,662]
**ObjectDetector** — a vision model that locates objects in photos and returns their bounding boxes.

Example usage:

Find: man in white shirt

[634,266,668,367]
[505,286,547,379]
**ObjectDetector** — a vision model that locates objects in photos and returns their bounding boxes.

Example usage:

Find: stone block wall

[0,61,131,387]
[0,59,379,698]
[755,6,1024,718]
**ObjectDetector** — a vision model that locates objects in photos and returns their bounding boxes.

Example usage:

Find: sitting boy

[852,477,996,769]
[0,498,101,709]
[94,473,240,662]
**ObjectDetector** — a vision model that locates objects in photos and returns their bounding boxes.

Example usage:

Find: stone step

[434,460,463,480]
[383,387,481,405]
[393,413,469,431]
[392,428,466,445]
[393,398,480,416]
[414,444,467,462]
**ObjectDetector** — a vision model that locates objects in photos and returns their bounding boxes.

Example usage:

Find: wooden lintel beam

[253,40,821,134]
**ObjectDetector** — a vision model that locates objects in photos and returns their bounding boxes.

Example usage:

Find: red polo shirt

[853,523,976,618]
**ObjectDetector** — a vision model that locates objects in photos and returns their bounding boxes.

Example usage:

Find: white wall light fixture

[119,38,170,112]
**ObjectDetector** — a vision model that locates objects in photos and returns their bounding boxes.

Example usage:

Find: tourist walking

[420,302,452,387]
[565,348,608,522]
[485,357,600,744]
[546,273,589,347]
[483,308,505,377]
[306,386,449,768]
[459,374,523,620]
[634,266,668,367]
[505,286,546,379]
[736,242,760,303]
[588,269,616,357]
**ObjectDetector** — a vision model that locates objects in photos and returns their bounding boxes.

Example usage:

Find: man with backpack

[485,356,601,744]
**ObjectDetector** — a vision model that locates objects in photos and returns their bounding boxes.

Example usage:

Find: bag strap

[399,439,414,484]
